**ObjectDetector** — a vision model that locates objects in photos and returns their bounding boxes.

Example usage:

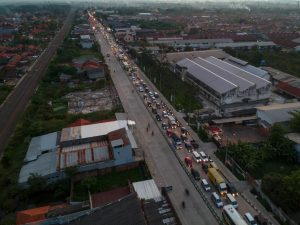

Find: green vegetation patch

[224,48,300,78]
[132,50,202,111]
[0,85,13,105]
[73,165,149,201]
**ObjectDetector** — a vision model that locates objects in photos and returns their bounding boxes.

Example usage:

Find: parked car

[226,183,238,196]
[152,107,157,114]
[162,110,168,118]
[254,214,268,225]
[184,142,193,152]
[202,164,209,173]
[162,122,169,130]
[154,92,159,98]
[190,140,199,149]
[156,114,162,121]
[181,127,188,135]
[139,87,144,92]
[244,213,257,225]
[211,192,223,208]
[199,151,209,162]
[184,157,193,168]
[191,168,200,180]
[201,179,211,191]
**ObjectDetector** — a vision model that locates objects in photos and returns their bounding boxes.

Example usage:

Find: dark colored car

[152,107,157,114]
[226,183,238,196]
[202,164,208,173]
[190,140,199,149]
[184,142,193,152]
[181,127,188,135]
[191,168,200,180]
[162,122,169,130]
[254,214,268,225]
[156,114,162,121]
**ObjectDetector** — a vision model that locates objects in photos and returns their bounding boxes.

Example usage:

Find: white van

[226,193,238,209]
[244,212,257,225]
[192,151,201,163]
[211,192,223,208]
[201,179,211,191]
[199,151,208,162]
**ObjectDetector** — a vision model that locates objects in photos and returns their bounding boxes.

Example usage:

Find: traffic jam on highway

[92,16,270,225]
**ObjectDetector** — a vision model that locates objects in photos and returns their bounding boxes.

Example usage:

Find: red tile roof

[67,119,91,127]
[16,204,67,225]
[276,81,300,98]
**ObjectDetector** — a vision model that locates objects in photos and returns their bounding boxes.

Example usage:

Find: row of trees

[130,49,202,112]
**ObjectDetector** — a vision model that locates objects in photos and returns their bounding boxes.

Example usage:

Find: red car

[184,157,193,168]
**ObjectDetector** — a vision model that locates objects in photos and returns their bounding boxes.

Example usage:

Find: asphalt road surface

[0,9,75,157]
[94,25,219,225]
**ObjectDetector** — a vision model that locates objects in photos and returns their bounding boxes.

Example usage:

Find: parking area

[64,88,114,114]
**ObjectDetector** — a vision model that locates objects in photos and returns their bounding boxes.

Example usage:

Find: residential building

[18,118,138,186]
[175,56,271,116]
[256,102,300,128]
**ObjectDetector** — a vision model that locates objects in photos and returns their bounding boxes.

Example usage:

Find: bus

[222,205,248,225]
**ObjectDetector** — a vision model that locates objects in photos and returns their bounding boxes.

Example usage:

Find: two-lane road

[0,9,75,157]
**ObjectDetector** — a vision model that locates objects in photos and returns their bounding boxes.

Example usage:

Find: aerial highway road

[93,21,219,225]
[0,9,75,157]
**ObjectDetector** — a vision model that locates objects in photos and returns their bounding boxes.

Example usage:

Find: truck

[167,115,177,129]
[207,168,227,196]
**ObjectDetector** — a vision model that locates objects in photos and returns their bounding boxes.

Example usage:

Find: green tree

[290,110,300,132]
[27,173,47,194]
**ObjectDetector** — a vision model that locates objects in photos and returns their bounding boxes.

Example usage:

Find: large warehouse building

[18,119,138,186]
[175,56,271,115]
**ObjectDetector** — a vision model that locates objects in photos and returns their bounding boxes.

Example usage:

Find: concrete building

[256,102,300,128]
[18,119,138,186]
[215,41,277,50]
[175,56,271,116]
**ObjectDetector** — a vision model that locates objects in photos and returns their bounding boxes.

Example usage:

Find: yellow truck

[207,168,227,196]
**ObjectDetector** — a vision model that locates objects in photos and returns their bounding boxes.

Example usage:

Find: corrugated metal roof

[25,132,58,162]
[193,57,255,92]
[132,179,162,200]
[224,57,269,78]
[215,41,276,48]
[205,56,271,89]
[177,58,237,94]
[59,141,109,169]
[257,103,300,124]
[18,150,57,184]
